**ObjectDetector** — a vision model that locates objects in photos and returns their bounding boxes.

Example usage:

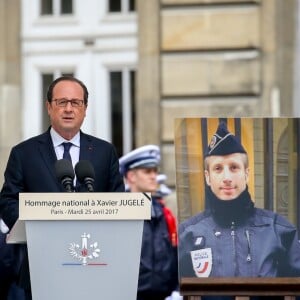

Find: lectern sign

[8,192,148,300]
[19,192,151,220]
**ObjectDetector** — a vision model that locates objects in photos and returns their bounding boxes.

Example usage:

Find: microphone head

[55,159,75,181]
[75,160,95,183]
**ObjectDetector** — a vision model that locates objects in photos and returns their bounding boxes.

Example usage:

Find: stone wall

[137,0,297,214]
[0,0,21,184]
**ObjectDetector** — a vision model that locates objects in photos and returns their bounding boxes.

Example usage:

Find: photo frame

[175,117,300,280]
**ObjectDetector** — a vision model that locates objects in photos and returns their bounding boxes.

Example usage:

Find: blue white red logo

[190,248,212,277]
[62,233,107,266]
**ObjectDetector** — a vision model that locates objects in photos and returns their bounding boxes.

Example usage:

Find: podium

[7,192,151,300]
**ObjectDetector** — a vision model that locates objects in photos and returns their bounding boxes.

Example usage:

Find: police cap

[205,122,247,157]
[119,145,160,175]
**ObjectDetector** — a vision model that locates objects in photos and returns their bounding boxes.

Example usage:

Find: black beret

[205,122,247,157]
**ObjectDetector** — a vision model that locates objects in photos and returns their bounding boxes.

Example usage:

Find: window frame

[109,67,135,156]
[40,0,73,16]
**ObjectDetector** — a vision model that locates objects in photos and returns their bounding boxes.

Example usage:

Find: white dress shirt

[50,127,80,168]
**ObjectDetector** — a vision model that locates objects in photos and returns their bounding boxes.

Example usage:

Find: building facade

[0,0,300,216]
[0,0,21,181]
[21,0,137,157]
[136,0,300,214]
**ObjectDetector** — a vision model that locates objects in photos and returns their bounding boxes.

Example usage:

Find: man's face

[126,167,158,193]
[46,80,87,140]
[204,153,249,200]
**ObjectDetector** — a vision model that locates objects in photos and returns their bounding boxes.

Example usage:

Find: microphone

[75,160,95,192]
[55,159,75,192]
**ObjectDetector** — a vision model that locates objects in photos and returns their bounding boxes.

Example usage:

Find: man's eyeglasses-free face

[52,99,85,107]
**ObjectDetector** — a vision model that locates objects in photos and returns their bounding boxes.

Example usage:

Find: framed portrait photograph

[175,117,300,283]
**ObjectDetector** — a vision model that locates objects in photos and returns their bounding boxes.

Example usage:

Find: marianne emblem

[69,233,101,265]
[190,248,212,277]
[209,135,217,150]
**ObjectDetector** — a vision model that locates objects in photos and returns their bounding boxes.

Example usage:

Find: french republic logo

[62,233,107,266]
[190,248,212,277]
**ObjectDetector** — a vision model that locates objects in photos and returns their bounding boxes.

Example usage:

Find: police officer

[120,145,178,300]
[154,174,178,248]
[179,122,300,299]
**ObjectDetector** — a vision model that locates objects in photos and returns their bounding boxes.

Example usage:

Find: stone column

[136,0,161,146]
[0,0,21,185]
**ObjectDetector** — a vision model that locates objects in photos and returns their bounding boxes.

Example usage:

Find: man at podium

[119,145,179,300]
[0,76,124,300]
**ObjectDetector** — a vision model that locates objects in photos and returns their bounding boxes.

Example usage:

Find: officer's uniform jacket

[179,207,300,278]
[138,196,178,295]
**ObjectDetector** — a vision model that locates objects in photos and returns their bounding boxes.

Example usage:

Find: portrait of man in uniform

[175,118,300,281]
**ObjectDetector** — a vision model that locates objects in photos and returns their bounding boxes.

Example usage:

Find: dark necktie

[62,142,72,163]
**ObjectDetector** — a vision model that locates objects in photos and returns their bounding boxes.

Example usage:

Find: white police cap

[119,145,160,175]
[157,174,167,184]
[155,174,172,197]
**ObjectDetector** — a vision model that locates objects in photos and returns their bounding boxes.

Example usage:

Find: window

[61,0,72,14]
[40,0,73,16]
[129,0,135,12]
[41,71,74,131]
[41,0,53,15]
[108,0,135,13]
[110,70,136,157]
[42,73,54,130]
[109,0,121,12]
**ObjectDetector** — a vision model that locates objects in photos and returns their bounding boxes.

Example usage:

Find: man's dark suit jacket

[0,128,125,229]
